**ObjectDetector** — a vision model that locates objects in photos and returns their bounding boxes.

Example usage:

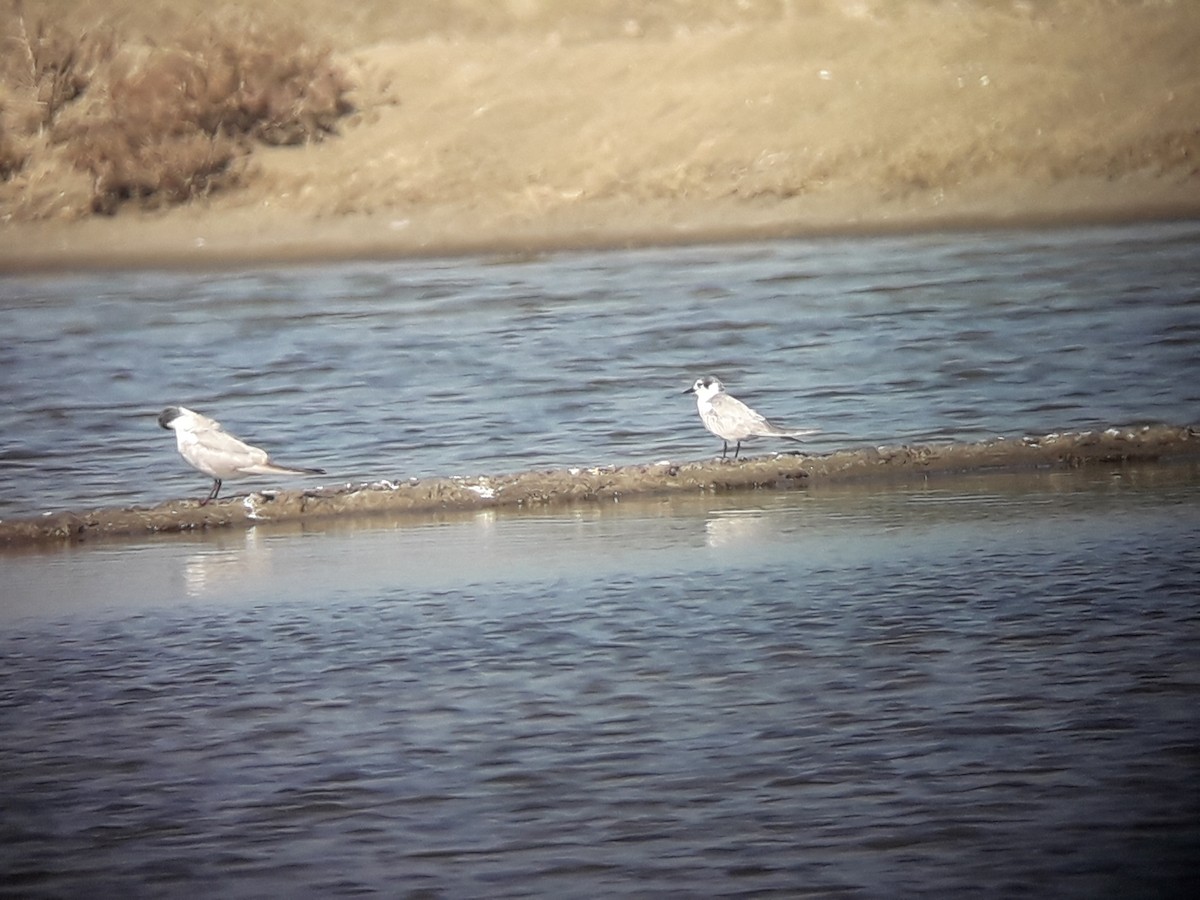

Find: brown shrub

[0,117,24,180]
[0,7,109,201]
[57,47,236,212]
[67,121,241,215]
[178,24,354,146]
[0,11,352,217]
[0,9,112,133]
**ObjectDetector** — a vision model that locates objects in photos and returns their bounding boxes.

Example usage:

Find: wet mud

[1,425,1196,547]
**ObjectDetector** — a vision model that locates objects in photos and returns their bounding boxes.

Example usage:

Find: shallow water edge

[6,201,1200,277]
[3,424,1195,548]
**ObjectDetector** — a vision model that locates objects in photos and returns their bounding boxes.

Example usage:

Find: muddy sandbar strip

[1,424,1195,547]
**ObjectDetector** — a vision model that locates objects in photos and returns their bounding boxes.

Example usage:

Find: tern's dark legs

[200,478,222,506]
[721,441,729,459]
[733,441,742,460]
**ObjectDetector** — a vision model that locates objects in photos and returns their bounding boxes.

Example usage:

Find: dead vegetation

[0,6,352,218]
[3,0,1198,247]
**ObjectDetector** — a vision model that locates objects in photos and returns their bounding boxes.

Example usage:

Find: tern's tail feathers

[246,462,326,477]
[763,426,820,441]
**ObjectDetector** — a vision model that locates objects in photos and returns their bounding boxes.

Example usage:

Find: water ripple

[3,478,1197,895]
[2,222,1199,516]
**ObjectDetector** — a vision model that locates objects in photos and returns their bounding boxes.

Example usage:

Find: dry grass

[3,0,1198,246]
[0,122,22,180]
[0,7,352,218]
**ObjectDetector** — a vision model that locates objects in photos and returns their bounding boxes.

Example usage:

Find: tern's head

[683,376,725,400]
[157,406,192,430]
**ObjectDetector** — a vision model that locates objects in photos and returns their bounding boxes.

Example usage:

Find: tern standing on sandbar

[683,376,818,460]
[158,406,325,505]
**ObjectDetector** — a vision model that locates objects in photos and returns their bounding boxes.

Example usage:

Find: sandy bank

[2,424,1195,547]
[2,0,1198,271]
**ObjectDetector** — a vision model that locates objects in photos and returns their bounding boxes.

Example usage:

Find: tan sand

[2,0,1198,271]
[2,424,1196,547]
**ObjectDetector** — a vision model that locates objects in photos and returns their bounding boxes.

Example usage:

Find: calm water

[2,223,1199,897]
[2,468,1199,897]
[0,222,1198,517]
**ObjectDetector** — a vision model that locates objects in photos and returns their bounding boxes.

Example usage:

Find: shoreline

[3,424,1195,548]
[4,186,1198,275]
[4,1,1198,274]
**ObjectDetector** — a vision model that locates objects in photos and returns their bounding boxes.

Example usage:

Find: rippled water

[1,221,1198,516]
[3,467,1199,897]
[2,223,1199,897]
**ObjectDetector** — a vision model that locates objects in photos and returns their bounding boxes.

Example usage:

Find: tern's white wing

[704,392,817,441]
[705,392,775,440]
[178,423,271,478]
